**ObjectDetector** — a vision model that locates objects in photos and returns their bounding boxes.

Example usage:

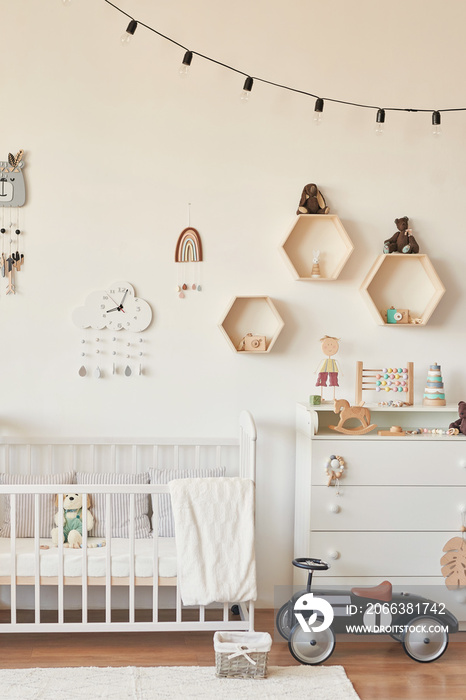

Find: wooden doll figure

[316,335,340,401]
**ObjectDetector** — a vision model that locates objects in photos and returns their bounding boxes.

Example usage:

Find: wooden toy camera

[237,333,267,352]
[386,307,409,324]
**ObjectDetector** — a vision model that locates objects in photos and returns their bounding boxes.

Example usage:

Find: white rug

[0,665,360,699]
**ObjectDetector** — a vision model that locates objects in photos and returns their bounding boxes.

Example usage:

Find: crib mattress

[0,538,177,579]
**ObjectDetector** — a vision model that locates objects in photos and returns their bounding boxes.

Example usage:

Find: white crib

[0,411,257,634]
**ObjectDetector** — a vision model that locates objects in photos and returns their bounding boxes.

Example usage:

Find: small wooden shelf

[360,253,445,326]
[218,296,284,353]
[280,214,354,280]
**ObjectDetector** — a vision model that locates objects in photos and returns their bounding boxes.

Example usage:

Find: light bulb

[313,98,324,126]
[432,110,441,137]
[241,76,254,103]
[375,108,385,136]
[121,19,138,46]
[179,50,193,78]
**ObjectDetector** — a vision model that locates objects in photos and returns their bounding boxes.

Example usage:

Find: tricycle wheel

[288,622,335,665]
[402,616,448,663]
[276,602,293,640]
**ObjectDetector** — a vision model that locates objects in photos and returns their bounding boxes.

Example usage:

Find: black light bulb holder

[314,98,324,113]
[126,19,138,36]
[376,108,386,124]
[432,110,441,126]
[243,76,254,93]
[182,50,193,67]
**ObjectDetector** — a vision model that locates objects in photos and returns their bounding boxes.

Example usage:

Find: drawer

[311,440,466,486]
[311,486,466,531]
[308,531,455,577]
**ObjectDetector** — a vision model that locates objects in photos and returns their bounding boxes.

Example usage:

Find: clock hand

[119,289,129,308]
[106,307,120,313]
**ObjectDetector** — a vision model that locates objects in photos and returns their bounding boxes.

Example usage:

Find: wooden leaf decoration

[8,150,23,168]
[441,536,466,589]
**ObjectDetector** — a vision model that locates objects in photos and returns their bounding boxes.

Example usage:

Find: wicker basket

[213,631,272,679]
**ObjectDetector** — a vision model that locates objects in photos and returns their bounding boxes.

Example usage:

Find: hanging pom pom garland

[0,150,26,296]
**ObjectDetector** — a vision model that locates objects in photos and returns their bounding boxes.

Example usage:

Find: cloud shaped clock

[72,282,152,332]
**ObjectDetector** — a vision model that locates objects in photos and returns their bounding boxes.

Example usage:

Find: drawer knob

[328,550,340,560]
[329,504,341,514]
[460,459,466,469]
[456,592,466,605]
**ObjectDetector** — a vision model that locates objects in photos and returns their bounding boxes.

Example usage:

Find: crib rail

[0,412,257,634]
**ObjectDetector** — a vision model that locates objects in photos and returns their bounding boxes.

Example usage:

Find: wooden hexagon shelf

[281,214,354,280]
[219,296,284,353]
[360,253,445,326]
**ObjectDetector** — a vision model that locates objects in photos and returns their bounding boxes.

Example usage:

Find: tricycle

[277,557,458,664]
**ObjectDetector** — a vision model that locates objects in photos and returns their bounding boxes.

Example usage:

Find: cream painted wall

[2,0,466,605]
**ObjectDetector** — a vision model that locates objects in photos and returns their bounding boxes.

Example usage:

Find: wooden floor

[0,610,464,700]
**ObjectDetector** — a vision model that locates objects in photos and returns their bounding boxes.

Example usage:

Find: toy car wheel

[288,622,335,665]
[276,602,293,640]
[402,616,449,663]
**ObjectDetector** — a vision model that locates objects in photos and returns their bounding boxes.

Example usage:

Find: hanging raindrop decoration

[175,204,203,298]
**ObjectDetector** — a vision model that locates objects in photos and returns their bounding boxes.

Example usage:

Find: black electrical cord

[103,0,466,116]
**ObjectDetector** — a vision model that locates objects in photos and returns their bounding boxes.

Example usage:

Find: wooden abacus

[355,361,413,405]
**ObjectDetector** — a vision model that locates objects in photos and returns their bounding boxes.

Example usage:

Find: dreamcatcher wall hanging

[0,150,26,295]
[175,208,203,298]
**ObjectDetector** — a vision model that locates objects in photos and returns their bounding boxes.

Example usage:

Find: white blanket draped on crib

[168,477,257,606]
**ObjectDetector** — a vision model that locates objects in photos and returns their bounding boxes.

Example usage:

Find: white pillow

[76,472,151,539]
[148,467,226,537]
[0,471,75,538]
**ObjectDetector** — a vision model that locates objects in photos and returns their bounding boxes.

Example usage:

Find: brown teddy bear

[297,184,329,215]
[383,217,419,254]
[449,401,466,435]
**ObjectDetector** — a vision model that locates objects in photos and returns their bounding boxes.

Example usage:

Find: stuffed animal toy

[383,217,420,254]
[449,401,466,436]
[297,183,329,215]
[51,493,102,548]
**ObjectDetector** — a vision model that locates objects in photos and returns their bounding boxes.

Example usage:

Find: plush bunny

[51,493,102,548]
[297,184,329,215]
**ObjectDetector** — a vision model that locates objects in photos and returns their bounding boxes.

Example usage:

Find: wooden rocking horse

[329,398,377,435]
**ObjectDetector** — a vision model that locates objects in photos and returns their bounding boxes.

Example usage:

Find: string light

[375,108,385,135]
[120,19,138,46]
[179,50,193,77]
[241,76,254,103]
[432,110,441,137]
[102,0,463,131]
[313,98,324,126]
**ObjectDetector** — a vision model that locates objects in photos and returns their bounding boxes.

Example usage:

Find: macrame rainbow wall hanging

[175,227,203,298]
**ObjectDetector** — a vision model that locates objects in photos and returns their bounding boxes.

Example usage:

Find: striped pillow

[76,472,151,539]
[149,467,226,537]
[0,471,75,538]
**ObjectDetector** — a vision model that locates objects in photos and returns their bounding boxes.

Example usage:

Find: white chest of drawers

[294,402,466,626]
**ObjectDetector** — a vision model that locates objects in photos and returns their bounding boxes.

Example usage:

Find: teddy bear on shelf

[51,493,103,548]
[448,401,466,436]
[297,183,330,215]
[383,216,419,254]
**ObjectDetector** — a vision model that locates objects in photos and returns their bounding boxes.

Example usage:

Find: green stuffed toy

[51,493,103,548]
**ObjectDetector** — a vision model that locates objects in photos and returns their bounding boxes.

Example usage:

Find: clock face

[72,281,152,332]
